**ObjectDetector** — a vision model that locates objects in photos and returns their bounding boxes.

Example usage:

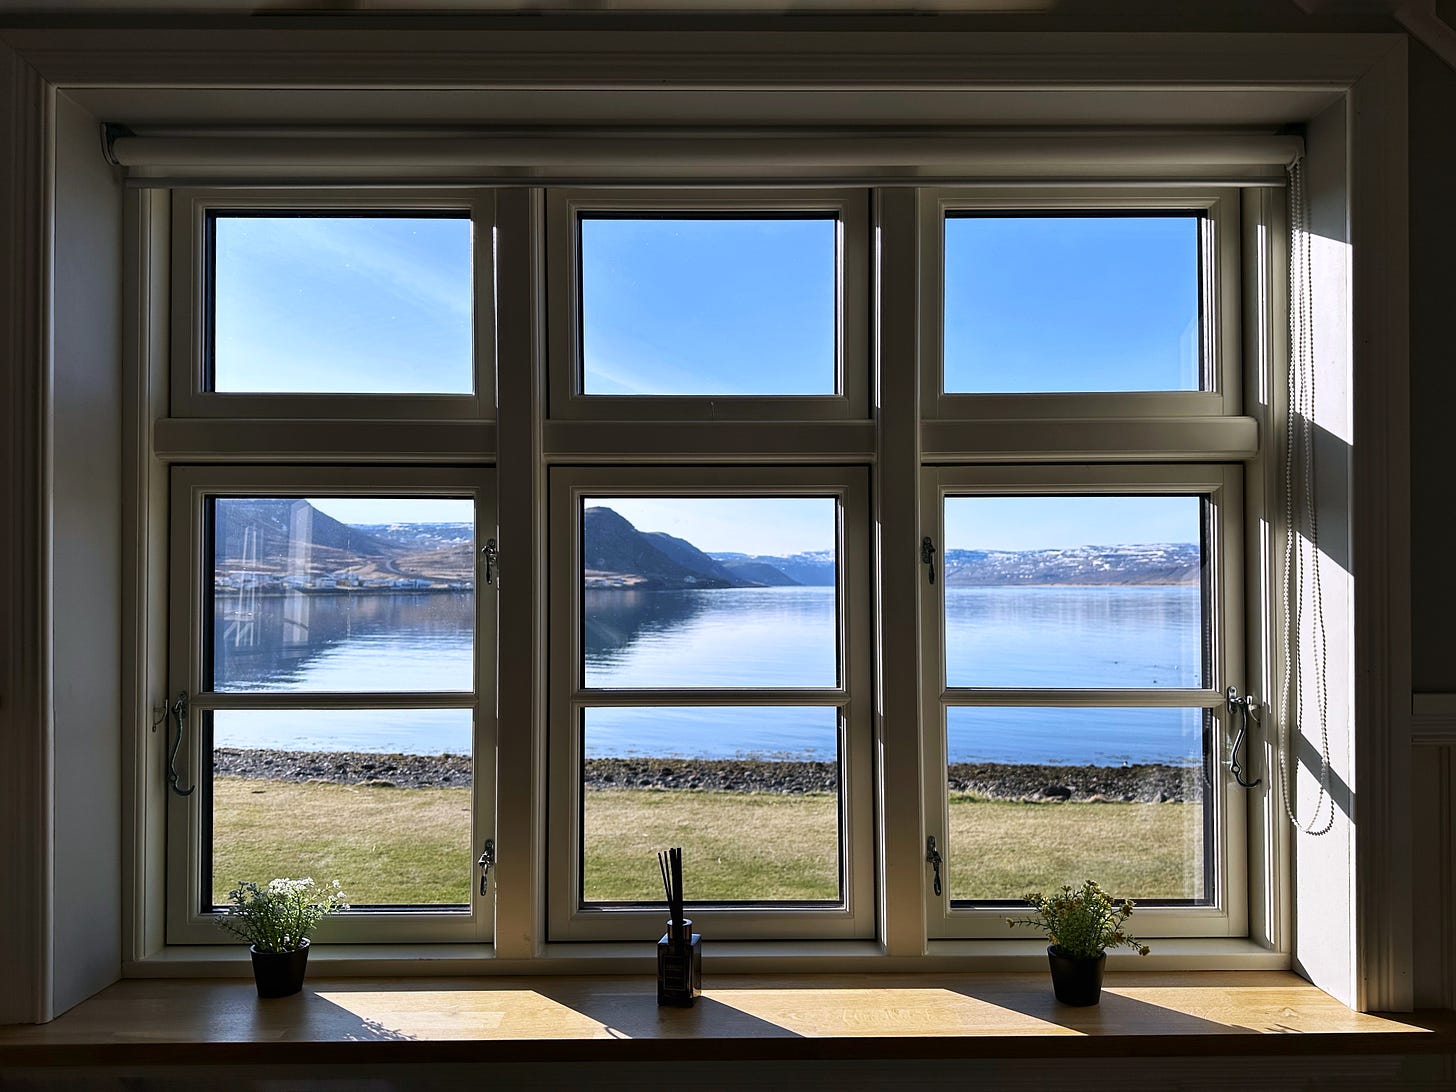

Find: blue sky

[943,214,1200,393]
[944,495,1200,552]
[213,209,1197,398]
[580,216,836,396]
[309,497,474,525]
[212,214,473,394]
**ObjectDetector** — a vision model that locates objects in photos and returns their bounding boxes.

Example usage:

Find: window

[919,189,1241,420]
[920,466,1247,939]
[547,470,874,940]
[150,173,1274,961]
[166,468,496,943]
[546,189,870,419]
[170,190,495,418]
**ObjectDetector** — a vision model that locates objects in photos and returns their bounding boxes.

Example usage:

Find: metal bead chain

[1277,153,1336,836]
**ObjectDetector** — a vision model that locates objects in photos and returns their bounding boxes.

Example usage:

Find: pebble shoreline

[214,748,1197,803]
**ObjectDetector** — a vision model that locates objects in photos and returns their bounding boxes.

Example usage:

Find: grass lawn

[212,778,1202,907]
[583,788,840,903]
[946,792,1205,902]
[212,777,474,906]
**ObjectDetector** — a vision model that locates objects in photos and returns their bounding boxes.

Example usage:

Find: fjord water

[212,583,1203,765]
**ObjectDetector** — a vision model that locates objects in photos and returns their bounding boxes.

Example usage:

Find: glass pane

[582,496,838,688]
[944,214,1201,393]
[945,707,1208,903]
[211,213,473,394]
[580,215,836,396]
[943,495,1206,689]
[581,707,840,904]
[210,709,472,908]
[210,497,474,693]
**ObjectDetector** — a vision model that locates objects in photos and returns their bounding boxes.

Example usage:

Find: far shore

[213,748,1198,803]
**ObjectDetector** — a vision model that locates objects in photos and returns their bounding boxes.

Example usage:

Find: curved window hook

[1226,687,1262,789]
[154,691,195,797]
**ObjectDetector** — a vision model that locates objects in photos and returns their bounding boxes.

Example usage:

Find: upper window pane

[210,213,473,394]
[943,495,1207,689]
[943,213,1201,394]
[581,496,838,688]
[579,215,837,396]
[210,496,475,693]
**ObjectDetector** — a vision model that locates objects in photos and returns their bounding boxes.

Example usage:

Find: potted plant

[1007,879,1150,1006]
[216,877,348,998]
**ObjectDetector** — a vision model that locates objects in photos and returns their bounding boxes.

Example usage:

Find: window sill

[2,971,1450,1068]
[121,938,1286,978]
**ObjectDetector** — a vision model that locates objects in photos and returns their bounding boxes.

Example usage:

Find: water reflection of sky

[213,585,1208,765]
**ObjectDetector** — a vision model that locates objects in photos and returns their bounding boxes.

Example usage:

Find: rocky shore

[213,748,1197,803]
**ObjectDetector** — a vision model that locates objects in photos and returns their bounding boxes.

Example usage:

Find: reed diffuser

[656,847,702,1007]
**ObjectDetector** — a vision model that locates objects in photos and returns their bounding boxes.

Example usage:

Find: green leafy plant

[216,877,349,953]
[1006,879,1151,959]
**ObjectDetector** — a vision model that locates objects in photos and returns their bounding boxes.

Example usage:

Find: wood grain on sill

[1,972,1450,1067]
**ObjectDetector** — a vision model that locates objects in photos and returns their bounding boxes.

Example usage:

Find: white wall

[49,91,124,1017]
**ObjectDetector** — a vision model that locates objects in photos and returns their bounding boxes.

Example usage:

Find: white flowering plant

[1006,879,1151,960]
[216,877,349,953]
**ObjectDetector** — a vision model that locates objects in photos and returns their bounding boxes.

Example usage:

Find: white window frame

[148,172,1276,962]
[169,188,496,420]
[545,188,871,421]
[546,465,875,942]
[919,463,1248,941]
[165,465,498,945]
[919,187,1243,421]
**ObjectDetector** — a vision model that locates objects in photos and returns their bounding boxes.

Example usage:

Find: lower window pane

[209,708,473,909]
[945,707,1209,904]
[581,707,840,904]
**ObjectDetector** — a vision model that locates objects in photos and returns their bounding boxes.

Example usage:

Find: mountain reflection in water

[213,591,474,693]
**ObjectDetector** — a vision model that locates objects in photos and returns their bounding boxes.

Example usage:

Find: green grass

[583,788,840,902]
[212,777,473,906]
[211,778,1202,907]
[946,792,1205,902]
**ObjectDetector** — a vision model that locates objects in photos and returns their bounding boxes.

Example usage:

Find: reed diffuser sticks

[656,846,701,1007]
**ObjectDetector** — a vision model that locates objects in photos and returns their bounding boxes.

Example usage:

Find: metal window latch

[925,835,943,897]
[478,838,495,897]
[481,538,498,586]
[152,690,194,797]
[1226,687,1262,789]
[921,536,937,584]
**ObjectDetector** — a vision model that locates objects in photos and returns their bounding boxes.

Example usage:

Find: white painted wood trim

[875,187,927,958]
[0,41,51,1027]
[1349,38,1414,1015]
[492,187,548,961]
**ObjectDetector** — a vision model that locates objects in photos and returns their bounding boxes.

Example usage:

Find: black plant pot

[250,939,310,999]
[1047,945,1106,1006]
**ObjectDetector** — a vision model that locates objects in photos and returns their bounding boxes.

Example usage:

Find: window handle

[153,690,194,797]
[926,835,943,897]
[478,838,495,897]
[921,536,937,584]
[1226,687,1262,789]
[481,538,498,587]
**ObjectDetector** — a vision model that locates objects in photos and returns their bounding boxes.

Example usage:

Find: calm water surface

[213,585,1203,763]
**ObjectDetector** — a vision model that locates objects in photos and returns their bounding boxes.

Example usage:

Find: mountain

[582,509,814,590]
[710,550,835,586]
[641,530,746,586]
[718,560,801,586]
[941,543,1201,586]
[583,507,742,589]
[351,522,474,551]
[214,498,392,569]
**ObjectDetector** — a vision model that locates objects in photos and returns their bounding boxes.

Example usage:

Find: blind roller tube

[108,129,1303,182]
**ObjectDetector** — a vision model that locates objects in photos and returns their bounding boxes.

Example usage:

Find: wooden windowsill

[2,972,1452,1067]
